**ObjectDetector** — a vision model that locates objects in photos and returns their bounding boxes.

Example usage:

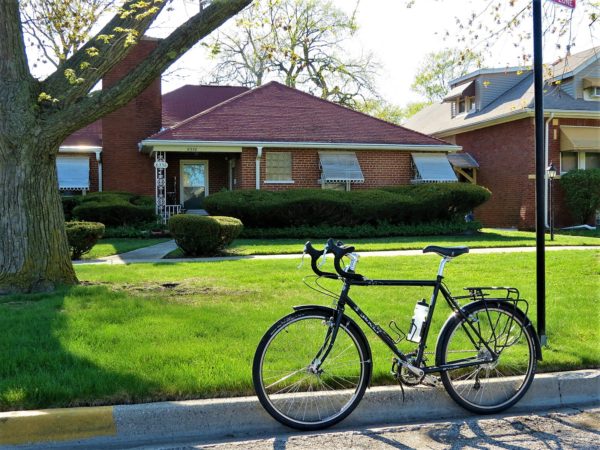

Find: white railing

[161,204,182,223]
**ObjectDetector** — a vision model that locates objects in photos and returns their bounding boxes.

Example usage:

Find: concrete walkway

[74,242,599,265]
[2,370,598,449]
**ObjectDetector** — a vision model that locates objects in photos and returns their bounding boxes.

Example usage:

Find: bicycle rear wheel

[436,301,536,414]
[253,309,371,430]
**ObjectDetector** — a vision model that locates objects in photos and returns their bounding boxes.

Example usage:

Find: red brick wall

[236,148,414,190]
[101,38,161,196]
[454,116,600,229]
[454,118,536,228]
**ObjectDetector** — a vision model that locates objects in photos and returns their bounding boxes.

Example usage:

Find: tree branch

[40,0,167,107]
[44,0,252,139]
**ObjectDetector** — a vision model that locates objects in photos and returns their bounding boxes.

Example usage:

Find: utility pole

[532,0,547,346]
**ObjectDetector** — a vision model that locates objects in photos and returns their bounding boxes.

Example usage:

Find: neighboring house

[405,47,600,229]
[58,38,460,222]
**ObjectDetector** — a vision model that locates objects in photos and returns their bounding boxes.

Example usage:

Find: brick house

[405,47,600,229]
[58,39,461,221]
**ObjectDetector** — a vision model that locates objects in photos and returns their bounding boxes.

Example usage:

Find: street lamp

[547,162,557,241]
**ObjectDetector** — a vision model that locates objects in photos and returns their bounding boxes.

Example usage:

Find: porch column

[154,151,168,223]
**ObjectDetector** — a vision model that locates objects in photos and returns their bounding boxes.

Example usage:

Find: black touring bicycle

[252,239,542,430]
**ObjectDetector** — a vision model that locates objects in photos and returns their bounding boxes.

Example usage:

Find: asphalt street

[144,407,600,450]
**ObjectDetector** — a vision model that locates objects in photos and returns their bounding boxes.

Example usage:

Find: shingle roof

[549,47,600,80]
[405,73,599,136]
[161,85,249,127]
[149,81,450,146]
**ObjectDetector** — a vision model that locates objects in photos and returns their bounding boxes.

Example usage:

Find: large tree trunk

[0,0,76,294]
[0,140,77,294]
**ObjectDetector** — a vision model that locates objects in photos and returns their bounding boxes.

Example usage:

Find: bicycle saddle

[423,246,469,258]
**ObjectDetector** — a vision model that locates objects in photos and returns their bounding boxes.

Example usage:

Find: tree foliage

[356,99,430,125]
[411,48,481,102]
[204,0,378,107]
[20,0,118,68]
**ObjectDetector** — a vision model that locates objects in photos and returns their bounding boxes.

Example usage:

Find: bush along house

[405,47,600,229]
[58,38,462,223]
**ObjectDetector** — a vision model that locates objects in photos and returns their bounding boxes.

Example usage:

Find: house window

[457,97,466,114]
[586,153,600,169]
[561,151,600,173]
[560,152,578,173]
[322,182,350,192]
[265,152,292,182]
[467,96,476,112]
[56,156,90,191]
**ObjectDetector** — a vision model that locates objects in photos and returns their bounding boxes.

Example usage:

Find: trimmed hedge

[168,215,243,256]
[559,169,600,224]
[65,221,105,260]
[71,191,156,226]
[240,220,482,239]
[203,184,491,228]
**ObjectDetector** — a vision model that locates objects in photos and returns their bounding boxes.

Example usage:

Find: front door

[180,160,208,209]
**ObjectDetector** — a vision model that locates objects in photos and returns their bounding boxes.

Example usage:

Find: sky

[151,0,598,106]
[25,0,599,107]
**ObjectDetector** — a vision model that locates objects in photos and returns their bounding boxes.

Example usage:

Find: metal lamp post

[547,163,557,241]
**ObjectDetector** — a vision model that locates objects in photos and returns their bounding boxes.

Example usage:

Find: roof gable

[149,81,449,147]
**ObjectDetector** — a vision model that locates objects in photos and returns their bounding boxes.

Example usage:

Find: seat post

[437,256,452,278]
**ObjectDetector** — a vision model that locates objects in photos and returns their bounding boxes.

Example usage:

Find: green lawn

[0,250,598,411]
[81,238,169,260]
[217,228,600,256]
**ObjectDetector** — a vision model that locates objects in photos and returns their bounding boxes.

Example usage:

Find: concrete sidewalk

[1,370,598,449]
[74,243,598,265]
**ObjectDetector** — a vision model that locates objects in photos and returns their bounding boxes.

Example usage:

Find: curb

[1,370,598,449]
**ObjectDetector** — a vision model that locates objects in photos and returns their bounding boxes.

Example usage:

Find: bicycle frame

[316,273,499,375]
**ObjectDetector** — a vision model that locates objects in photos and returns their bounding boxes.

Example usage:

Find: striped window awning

[560,126,600,151]
[412,153,458,183]
[56,156,90,190]
[447,152,479,169]
[319,152,365,183]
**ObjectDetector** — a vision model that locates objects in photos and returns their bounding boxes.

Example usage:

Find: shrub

[65,221,105,260]
[61,196,82,221]
[72,191,156,226]
[204,184,491,228]
[240,219,482,239]
[212,216,244,247]
[559,169,600,225]
[168,215,243,256]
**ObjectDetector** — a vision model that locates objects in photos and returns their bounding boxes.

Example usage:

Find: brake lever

[297,250,306,270]
[318,243,329,268]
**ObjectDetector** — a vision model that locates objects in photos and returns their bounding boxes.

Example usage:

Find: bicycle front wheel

[253,309,371,430]
[436,302,537,414]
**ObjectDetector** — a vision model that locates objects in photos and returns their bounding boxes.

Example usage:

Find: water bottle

[407,300,429,343]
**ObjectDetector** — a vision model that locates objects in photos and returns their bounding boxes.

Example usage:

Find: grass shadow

[0,285,162,411]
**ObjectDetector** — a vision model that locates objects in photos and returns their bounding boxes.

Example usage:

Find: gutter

[138,140,461,153]
[255,146,263,190]
[544,113,555,228]
[434,109,599,138]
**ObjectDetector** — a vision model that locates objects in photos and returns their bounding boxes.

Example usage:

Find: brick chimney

[101,37,162,196]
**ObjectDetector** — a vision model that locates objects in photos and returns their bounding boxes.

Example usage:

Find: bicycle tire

[253,308,371,430]
[436,301,537,414]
